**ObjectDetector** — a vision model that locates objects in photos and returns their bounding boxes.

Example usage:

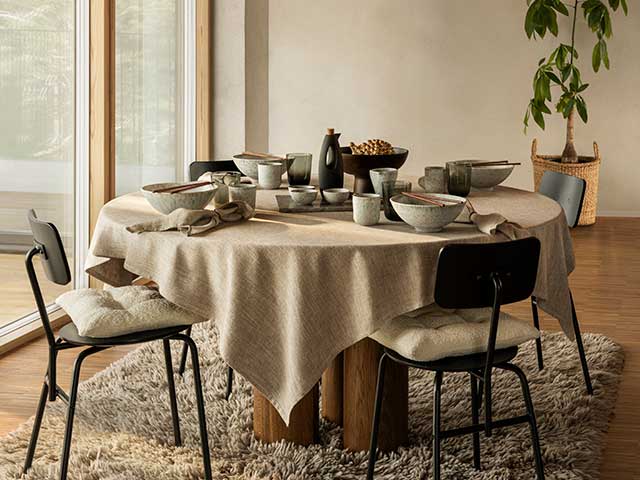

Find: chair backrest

[189,160,241,181]
[27,209,72,286]
[538,171,585,228]
[434,237,541,310]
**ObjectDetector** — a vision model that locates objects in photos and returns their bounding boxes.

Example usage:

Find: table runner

[86,186,575,424]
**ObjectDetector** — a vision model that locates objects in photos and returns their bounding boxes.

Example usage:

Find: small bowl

[450,160,514,190]
[288,185,316,193]
[289,187,318,205]
[142,183,218,214]
[390,193,465,233]
[323,188,350,205]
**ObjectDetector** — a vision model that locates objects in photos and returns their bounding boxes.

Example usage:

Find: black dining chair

[367,238,545,480]
[533,170,593,394]
[22,210,212,480]
[189,160,241,181]
[182,160,238,399]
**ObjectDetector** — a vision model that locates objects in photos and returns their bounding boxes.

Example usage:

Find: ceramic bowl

[323,188,350,205]
[450,160,514,190]
[390,193,465,232]
[142,183,218,214]
[233,155,291,180]
[289,187,318,205]
[288,185,316,193]
[341,146,409,194]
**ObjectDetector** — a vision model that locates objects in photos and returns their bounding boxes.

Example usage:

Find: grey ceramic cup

[211,171,241,207]
[369,168,398,196]
[228,183,257,209]
[258,162,283,189]
[420,166,447,193]
[352,193,381,226]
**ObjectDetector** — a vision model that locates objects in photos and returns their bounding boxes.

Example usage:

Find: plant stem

[562,0,580,163]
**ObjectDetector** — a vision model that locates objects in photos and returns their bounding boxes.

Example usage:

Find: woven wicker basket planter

[531,138,601,226]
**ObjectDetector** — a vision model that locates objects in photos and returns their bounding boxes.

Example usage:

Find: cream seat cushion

[370,304,539,362]
[56,286,205,338]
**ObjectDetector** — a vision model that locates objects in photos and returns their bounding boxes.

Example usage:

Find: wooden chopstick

[152,181,211,194]
[405,192,465,205]
[241,151,287,161]
[471,161,521,167]
[402,192,447,207]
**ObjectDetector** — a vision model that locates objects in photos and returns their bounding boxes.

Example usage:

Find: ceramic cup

[211,171,241,207]
[352,193,381,226]
[228,183,257,209]
[420,166,447,193]
[258,162,283,189]
[369,168,398,196]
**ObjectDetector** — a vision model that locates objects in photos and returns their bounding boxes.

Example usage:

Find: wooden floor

[0,217,638,478]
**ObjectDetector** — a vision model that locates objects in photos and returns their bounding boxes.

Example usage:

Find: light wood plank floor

[0,217,638,478]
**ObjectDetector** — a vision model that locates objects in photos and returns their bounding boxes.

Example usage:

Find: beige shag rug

[0,329,624,479]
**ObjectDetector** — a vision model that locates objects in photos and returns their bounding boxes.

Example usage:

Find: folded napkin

[470,211,530,240]
[127,201,254,236]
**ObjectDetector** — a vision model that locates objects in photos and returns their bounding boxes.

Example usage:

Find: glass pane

[0,0,75,328]
[115,0,183,196]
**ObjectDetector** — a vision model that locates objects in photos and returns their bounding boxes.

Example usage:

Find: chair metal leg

[59,346,104,480]
[433,371,443,480]
[469,374,481,470]
[531,297,544,371]
[23,380,49,473]
[226,367,234,400]
[176,334,212,480]
[498,363,545,480]
[178,326,192,376]
[570,292,594,395]
[163,339,182,446]
[366,353,387,480]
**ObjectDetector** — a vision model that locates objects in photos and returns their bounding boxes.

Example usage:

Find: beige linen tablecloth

[86,186,575,424]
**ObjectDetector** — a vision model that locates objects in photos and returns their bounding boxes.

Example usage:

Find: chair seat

[385,345,519,372]
[56,285,204,338]
[370,304,539,363]
[59,322,189,347]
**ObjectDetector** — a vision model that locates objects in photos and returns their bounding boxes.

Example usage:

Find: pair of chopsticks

[241,151,287,161]
[152,181,211,194]
[402,192,465,207]
[471,160,521,167]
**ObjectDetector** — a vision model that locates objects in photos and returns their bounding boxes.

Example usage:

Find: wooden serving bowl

[341,147,409,193]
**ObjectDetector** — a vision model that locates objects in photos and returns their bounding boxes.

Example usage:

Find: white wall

[267,0,640,216]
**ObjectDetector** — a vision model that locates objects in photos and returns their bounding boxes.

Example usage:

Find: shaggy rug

[0,328,624,480]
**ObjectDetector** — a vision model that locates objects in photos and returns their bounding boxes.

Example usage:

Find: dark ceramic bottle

[318,128,344,192]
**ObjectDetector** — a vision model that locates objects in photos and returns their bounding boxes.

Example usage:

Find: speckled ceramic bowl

[289,187,318,205]
[323,188,350,205]
[451,160,514,190]
[142,183,218,214]
[390,193,465,232]
[233,155,291,180]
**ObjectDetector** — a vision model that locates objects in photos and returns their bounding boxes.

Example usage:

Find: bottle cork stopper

[327,128,335,135]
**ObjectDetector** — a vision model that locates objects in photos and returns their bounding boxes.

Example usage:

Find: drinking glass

[446,162,472,197]
[286,153,312,185]
[382,180,411,221]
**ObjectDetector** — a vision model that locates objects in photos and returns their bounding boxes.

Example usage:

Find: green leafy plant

[523,0,628,163]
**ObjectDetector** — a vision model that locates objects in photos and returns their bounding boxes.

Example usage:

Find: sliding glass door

[0,0,76,330]
[115,0,190,196]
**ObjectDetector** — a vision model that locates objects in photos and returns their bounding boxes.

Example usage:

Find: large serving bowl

[233,154,291,180]
[341,146,409,194]
[390,193,465,233]
[142,183,218,214]
[450,160,514,190]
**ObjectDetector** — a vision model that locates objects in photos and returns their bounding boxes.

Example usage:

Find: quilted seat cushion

[370,304,539,362]
[56,286,205,338]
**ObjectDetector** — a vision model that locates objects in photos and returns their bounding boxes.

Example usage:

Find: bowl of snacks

[341,139,409,194]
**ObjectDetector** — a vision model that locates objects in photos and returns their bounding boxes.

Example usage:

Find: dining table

[85,180,576,452]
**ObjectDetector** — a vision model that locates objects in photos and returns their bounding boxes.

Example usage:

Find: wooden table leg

[321,352,343,425]
[343,338,408,452]
[253,384,319,445]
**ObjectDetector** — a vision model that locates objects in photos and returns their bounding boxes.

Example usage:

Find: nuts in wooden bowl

[349,139,394,155]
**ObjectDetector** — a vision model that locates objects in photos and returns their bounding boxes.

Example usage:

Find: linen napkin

[462,201,530,240]
[127,201,254,236]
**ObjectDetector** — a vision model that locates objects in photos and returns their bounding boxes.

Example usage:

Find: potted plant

[523,0,628,225]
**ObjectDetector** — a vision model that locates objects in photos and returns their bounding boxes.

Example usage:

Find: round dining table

[86,182,576,453]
